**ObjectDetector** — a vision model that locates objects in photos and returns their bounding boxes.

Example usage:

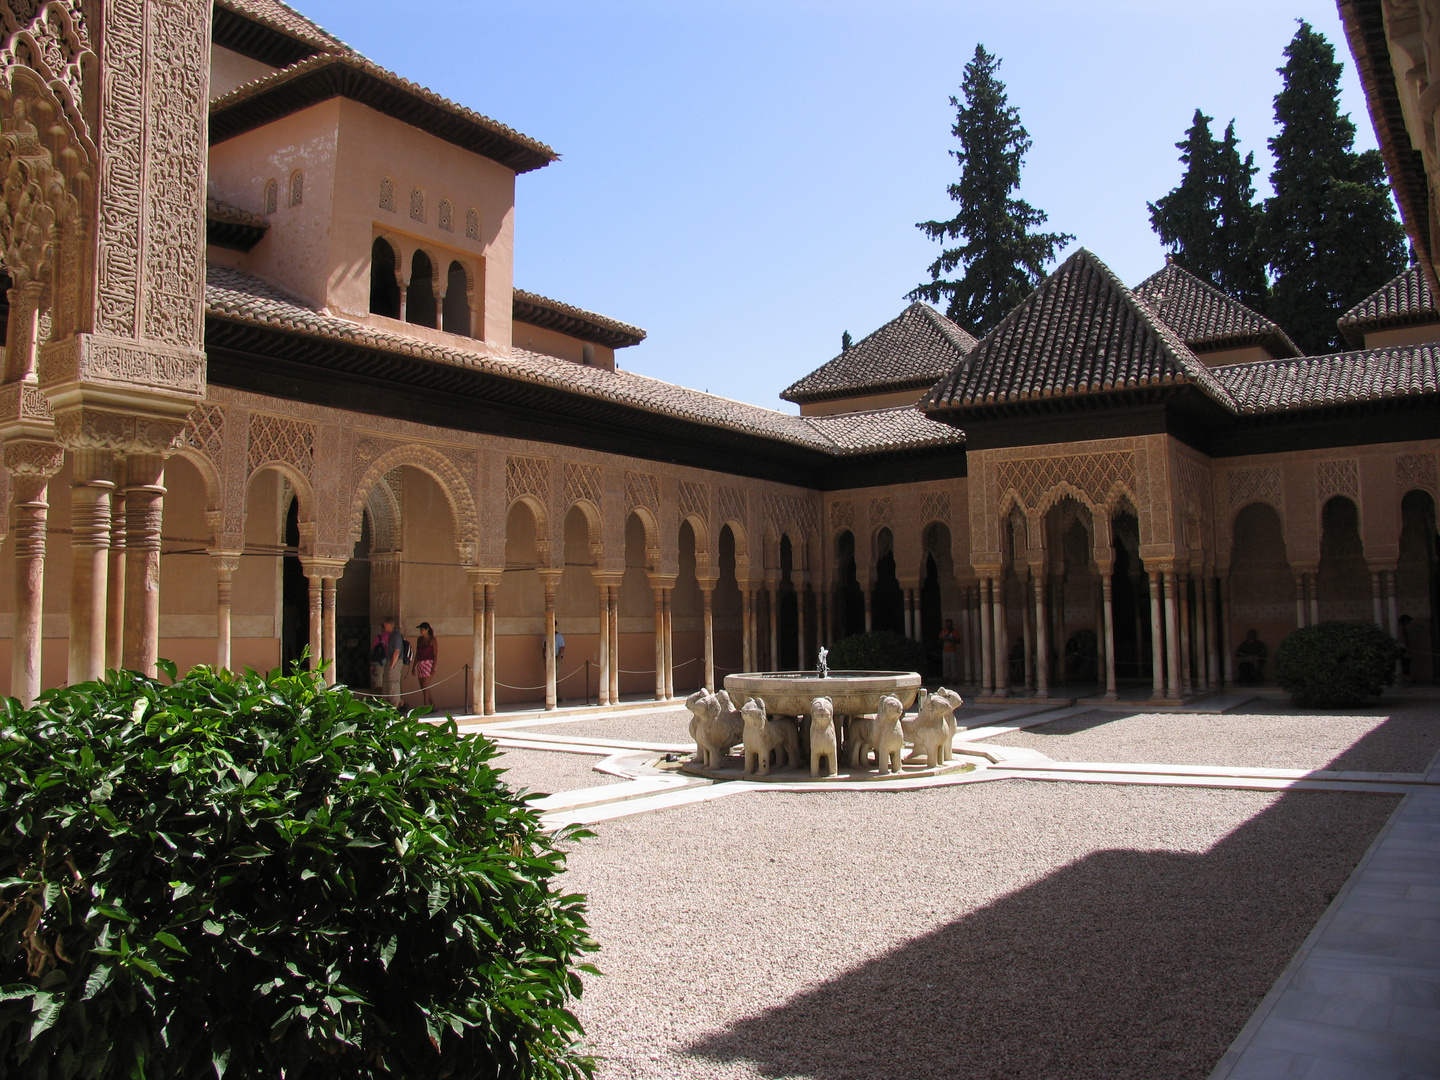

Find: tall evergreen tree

[1148,111,1267,310]
[1261,20,1405,354]
[909,44,1072,334]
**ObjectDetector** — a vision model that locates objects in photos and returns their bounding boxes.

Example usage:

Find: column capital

[591,570,625,589]
[3,438,64,478]
[209,549,244,574]
[697,577,718,593]
[299,557,347,580]
[53,404,187,456]
[646,572,678,590]
[536,567,564,585]
[467,568,503,588]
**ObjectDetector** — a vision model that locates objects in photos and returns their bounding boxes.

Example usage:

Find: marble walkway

[455,695,1440,1077]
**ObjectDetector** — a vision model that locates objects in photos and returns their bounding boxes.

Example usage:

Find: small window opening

[465,206,480,240]
[289,170,303,207]
[264,179,277,215]
[442,260,470,336]
[438,198,453,232]
[369,237,400,319]
[582,343,595,366]
[410,188,425,223]
[407,249,437,328]
[378,177,395,212]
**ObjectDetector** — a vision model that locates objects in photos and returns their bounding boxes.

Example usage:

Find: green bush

[0,663,596,1080]
[826,631,927,674]
[1274,621,1401,708]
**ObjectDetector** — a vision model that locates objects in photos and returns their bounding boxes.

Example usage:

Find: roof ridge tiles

[1336,265,1438,346]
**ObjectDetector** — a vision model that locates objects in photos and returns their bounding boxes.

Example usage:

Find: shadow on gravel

[1000,708,1120,738]
[685,782,1402,1079]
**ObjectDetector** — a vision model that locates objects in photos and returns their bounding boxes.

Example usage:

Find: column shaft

[741,588,753,672]
[1164,571,1182,700]
[68,448,115,684]
[701,587,715,690]
[993,577,1009,695]
[1102,574,1117,699]
[1178,574,1192,695]
[306,575,323,672]
[122,454,166,677]
[214,558,235,670]
[1294,574,1307,629]
[662,588,674,699]
[1221,576,1235,685]
[797,586,808,671]
[1372,570,1385,626]
[544,577,558,710]
[471,578,486,714]
[768,586,779,671]
[979,578,994,695]
[1309,572,1319,628]
[10,470,54,705]
[1033,575,1049,698]
[484,583,497,715]
[652,587,665,700]
[106,488,126,672]
[1149,570,1165,699]
[597,581,611,705]
[322,577,338,685]
[608,586,619,704]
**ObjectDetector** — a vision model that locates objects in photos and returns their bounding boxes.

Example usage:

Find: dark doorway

[836,531,865,637]
[1398,490,1439,680]
[1110,512,1147,680]
[779,536,798,669]
[872,529,904,635]
[407,250,436,328]
[442,261,470,335]
[920,553,941,675]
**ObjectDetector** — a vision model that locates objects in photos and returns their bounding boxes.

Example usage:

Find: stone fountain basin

[723,671,921,717]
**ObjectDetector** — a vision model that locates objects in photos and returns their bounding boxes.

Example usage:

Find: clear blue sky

[292,0,1380,410]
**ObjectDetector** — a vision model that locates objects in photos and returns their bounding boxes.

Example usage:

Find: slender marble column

[1372,570,1385,626]
[1178,574,1193,695]
[1149,570,1166,699]
[69,448,115,684]
[864,588,873,632]
[122,453,166,678]
[979,578,994,695]
[1294,574,1307,629]
[1020,573,1034,690]
[741,588,753,671]
[1164,570,1183,699]
[1221,575,1235,685]
[993,577,1009,696]
[1201,576,1216,690]
[106,486,126,672]
[1101,573,1118,700]
[652,586,666,700]
[662,587,674,699]
[322,577,338,685]
[818,589,829,649]
[213,553,240,671]
[1386,571,1399,637]
[608,585,619,704]
[484,582,497,715]
[544,573,559,710]
[7,443,63,705]
[797,585,809,672]
[596,580,611,705]
[306,574,323,672]
[1308,572,1319,627]
[701,586,715,691]
[768,585,779,671]
[478,578,495,714]
[1033,575,1050,698]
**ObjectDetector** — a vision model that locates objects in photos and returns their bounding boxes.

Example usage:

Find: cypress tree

[1261,20,1405,354]
[1149,111,1267,311]
[909,44,1072,335]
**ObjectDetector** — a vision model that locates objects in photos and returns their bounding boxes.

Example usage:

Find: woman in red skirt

[414,621,438,711]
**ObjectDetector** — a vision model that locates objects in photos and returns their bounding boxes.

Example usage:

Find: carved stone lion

[741,698,798,776]
[903,687,964,767]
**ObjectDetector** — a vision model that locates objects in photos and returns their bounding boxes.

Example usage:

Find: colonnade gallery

[0,0,1436,713]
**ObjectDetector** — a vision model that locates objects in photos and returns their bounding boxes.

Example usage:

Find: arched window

[264,179,277,215]
[289,170,303,207]
[406,249,436,328]
[409,188,425,223]
[437,198,453,232]
[369,237,400,319]
[378,177,395,212]
[582,343,595,365]
[442,260,470,335]
[465,206,479,240]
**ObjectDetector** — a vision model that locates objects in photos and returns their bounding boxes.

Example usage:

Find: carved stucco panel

[507,454,550,506]
[248,412,314,477]
[624,468,658,516]
[1397,451,1437,495]
[1317,458,1360,505]
[919,489,951,526]
[1227,466,1283,512]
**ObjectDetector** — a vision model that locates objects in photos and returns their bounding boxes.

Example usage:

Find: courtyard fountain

[680,649,970,781]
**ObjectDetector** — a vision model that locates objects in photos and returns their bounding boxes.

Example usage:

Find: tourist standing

[939,619,961,682]
[414,622,437,710]
[383,616,405,705]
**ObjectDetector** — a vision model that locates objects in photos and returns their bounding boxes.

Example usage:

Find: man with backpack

[381,616,407,705]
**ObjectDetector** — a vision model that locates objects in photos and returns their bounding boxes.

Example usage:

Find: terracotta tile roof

[512,289,646,349]
[206,195,266,230]
[1214,341,1440,413]
[1336,266,1439,346]
[204,265,960,456]
[1133,262,1300,357]
[215,0,348,52]
[209,54,558,174]
[922,248,1238,414]
[206,195,268,252]
[781,302,976,405]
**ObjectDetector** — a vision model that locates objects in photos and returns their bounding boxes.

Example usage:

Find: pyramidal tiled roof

[780,303,977,405]
[1133,262,1300,358]
[922,248,1237,414]
[215,0,351,56]
[1337,266,1439,347]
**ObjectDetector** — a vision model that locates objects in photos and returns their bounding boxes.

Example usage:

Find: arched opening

[715,525,743,677]
[1110,511,1146,681]
[442,261,470,336]
[675,521,703,692]
[620,512,656,698]
[835,530,864,637]
[369,238,400,319]
[498,500,545,705]
[871,528,904,635]
[778,534,798,669]
[1398,490,1439,680]
[156,454,216,676]
[406,250,436,329]
[1046,500,1099,688]
[1318,497,1369,623]
[1229,502,1294,680]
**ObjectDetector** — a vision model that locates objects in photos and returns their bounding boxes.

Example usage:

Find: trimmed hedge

[826,631,926,674]
[1274,621,1401,708]
[0,663,596,1080]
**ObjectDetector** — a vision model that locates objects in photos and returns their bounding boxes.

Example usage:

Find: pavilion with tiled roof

[1336,265,1440,348]
[1133,262,1300,361]
[781,302,977,415]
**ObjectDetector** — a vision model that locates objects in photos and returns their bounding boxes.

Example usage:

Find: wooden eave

[212,4,321,68]
[512,297,645,349]
[206,216,268,253]
[782,373,942,406]
[209,58,557,174]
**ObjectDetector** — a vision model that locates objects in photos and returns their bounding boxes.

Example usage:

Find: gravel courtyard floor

[493,748,625,797]
[559,782,1396,1080]
[506,711,695,744]
[992,699,1440,772]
